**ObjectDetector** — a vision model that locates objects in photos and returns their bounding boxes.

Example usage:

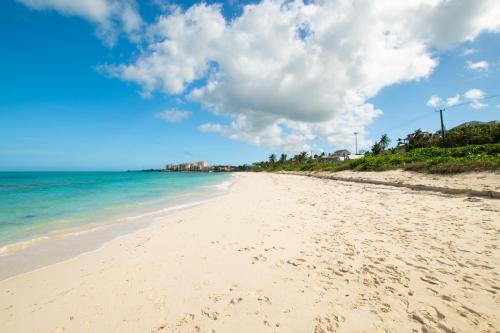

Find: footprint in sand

[209,294,223,303]
[286,258,306,267]
[152,322,169,332]
[263,319,279,327]
[238,246,255,252]
[257,296,272,305]
[420,275,441,285]
[252,254,267,264]
[230,297,243,304]
[201,308,219,320]
[314,314,343,333]
[177,313,195,326]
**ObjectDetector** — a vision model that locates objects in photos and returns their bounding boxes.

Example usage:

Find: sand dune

[0,173,499,332]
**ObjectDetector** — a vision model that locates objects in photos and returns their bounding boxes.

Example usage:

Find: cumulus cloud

[427,94,462,108]
[18,0,142,45]
[412,0,500,48]
[430,88,489,110]
[74,0,500,151]
[155,109,192,123]
[464,88,486,100]
[445,94,461,106]
[464,88,487,109]
[427,95,442,107]
[427,88,491,109]
[104,4,225,95]
[467,60,490,72]
[469,100,487,109]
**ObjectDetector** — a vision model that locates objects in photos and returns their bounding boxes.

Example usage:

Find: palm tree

[269,153,277,164]
[371,142,382,155]
[379,134,391,150]
[279,153,287,164]
[298,151,308,163]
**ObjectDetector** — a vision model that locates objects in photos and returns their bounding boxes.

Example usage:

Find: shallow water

[0,171,231,255]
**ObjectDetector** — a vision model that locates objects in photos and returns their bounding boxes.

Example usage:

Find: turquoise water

[0,172,230,252]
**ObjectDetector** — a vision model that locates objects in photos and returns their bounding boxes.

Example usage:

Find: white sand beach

[1,172,499,332]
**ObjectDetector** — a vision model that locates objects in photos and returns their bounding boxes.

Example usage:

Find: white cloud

[18,0,142,45]
[412,0,500,48]
[427,94,461,108]
[464,89,487,109]
[464,88,486,100]
[445,94,461,106]
[101,0,500,152]
[155,109,192,123]
[427,88,492,109]
[470,100,487,109]
[462,48,478,56]
[104,4,225,95]
[466,60,490,71]
[427,95,442,107]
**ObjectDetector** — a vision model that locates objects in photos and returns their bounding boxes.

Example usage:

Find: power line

[436,93,500,147]
[379,110,435,134]
[377,92,500,137]
[444,93,500,111]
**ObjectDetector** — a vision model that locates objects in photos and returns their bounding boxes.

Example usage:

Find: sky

[1,0,499,171]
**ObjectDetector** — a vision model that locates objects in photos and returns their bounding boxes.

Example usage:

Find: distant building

[333,149,351,157]
[166,161,209,172]
[318,149,352,162]
[347,154,364,160]
[322,154,345,162]
[212,165,233,172]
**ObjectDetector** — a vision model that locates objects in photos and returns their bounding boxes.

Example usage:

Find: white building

[166,161,209,171]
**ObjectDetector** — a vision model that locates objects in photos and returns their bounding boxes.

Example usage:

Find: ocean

[0,171,232,257]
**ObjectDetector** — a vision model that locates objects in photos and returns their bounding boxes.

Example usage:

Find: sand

[0,172,499,332]
[317,170,500,193]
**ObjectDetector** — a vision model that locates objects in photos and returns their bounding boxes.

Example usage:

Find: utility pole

[354,132,358,155]
[438,109,446,146]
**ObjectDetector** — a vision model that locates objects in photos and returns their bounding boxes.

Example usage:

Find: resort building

[166,161,209,172]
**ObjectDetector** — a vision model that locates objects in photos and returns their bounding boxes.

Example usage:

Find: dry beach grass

[0,172,499,332]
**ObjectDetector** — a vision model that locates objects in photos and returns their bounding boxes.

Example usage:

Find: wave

[0,236,50,256]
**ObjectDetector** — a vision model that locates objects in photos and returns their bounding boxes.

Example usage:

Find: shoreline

[0,172,498,332]
[0,174,238,281]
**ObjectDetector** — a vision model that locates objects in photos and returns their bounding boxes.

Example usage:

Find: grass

[256,144,500,174]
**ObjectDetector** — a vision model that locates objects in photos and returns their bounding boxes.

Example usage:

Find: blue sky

[1,0,499,171]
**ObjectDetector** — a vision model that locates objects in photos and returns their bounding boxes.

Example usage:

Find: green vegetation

[398,121,500,151]
[254,122,500,174]
[256,144,500,174]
